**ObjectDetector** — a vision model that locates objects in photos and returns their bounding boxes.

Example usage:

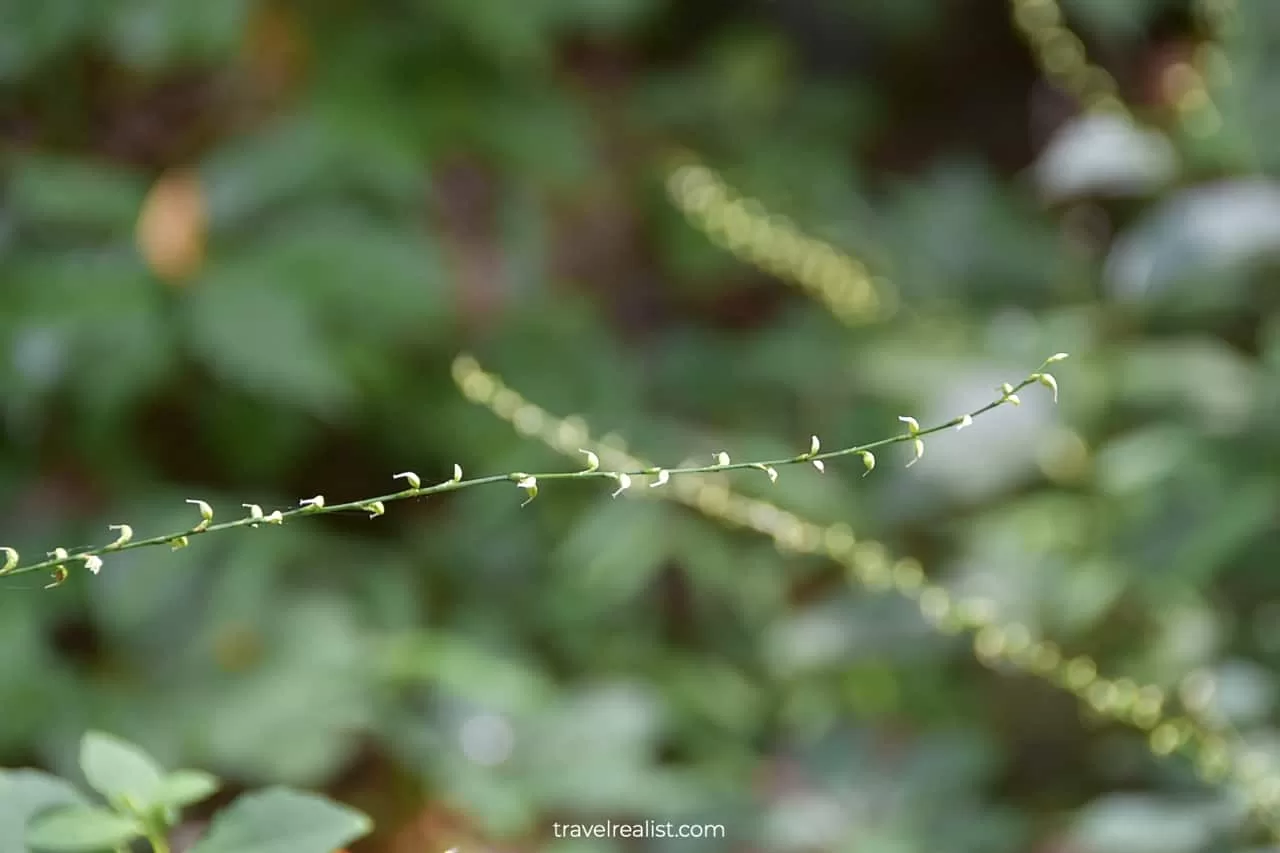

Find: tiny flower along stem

[0,355,1065,584]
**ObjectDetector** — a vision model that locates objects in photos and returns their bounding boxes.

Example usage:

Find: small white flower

[107,524,133,547]
[83,555,103,575]
[906,438,925,468]
[300,495,325,510]
[394,471,422,489]
[48,547,69,562]
[1046,352,1070,364]
[714,451,731,467]
[1035,372,1059,403]
[611,473,632,498]
[264,511,284,525]
[751,463,779,483]
[650,469,670,488]
[186,499,214,531]
[365,501,386,518]
[809,435,821,455]
[0,547,17,573]
[579,449,601,472]
[515,475,538,506]
[956,414,973,430]
[812,459,825,473]
[452,464,464,483]
[898,416,921,435]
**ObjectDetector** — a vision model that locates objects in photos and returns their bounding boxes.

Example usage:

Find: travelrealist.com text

[551,821,726,839]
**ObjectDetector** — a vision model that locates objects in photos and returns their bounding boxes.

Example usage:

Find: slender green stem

[0,355,1065,584]
[145,829,171,853]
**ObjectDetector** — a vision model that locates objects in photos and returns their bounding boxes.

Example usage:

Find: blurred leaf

[8,157,146,232]
[187,788,371,853]
[183,273,355,417]
[1070,795,1220,853]
[232,213,447,342]
[102,0,248,69]
[524,683,692,811]
[380,634,556,716]
[1034,113,1177,201]
[1105,180,1280,300]
[24,807,143,853]
[201,115,411,226]
[78,732,165,810]
[552,500,674,605]
[1062,0,1181,36]
[0,0,92,79]
[1168,479,1276,582]
[200,596,375,785]
[0,771,88,853]
[766,604,855,677]
[153,770,219,809]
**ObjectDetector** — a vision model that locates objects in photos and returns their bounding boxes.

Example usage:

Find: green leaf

[1105,180,1280,301]
[0,770,89,853]
[8,156,146,232]
[188,788,371,853]
[183,271,356,417]
[25,807,143,852]
[78,731,165,811]
[154,771,220,810]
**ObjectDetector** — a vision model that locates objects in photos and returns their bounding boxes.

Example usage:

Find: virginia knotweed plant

[664,156,894,326]
[1008,0,1129,116]
[1008,0,1232,142]
[0,358,1064,584]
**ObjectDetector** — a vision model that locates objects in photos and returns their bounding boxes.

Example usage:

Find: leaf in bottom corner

[188,788,371,853]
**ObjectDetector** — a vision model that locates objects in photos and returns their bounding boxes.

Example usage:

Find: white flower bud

[452,464,463,483]
[714,451,731,467]
[956,414,973,430]
[2,547,19,573]
[1035,372,1059,403]
[898,416,921,435]
[751,463,778,483]
[394,471,422,490]
[812,459,825,473]
[611,473,632,498]
[107,524,133,548]
[809,435,821,455]
[365,501,386,518]
[906,438,925,467]
[514,475,538,506]
[650,469,670,488]
[299,495,325,510]
[579,449,601,472]
[186,499,214,531]
[859,450,875,476]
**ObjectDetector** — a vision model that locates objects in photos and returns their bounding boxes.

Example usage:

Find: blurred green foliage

[3,0,1280,851]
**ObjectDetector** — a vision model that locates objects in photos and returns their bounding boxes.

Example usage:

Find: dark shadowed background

[4,0,1280,850]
